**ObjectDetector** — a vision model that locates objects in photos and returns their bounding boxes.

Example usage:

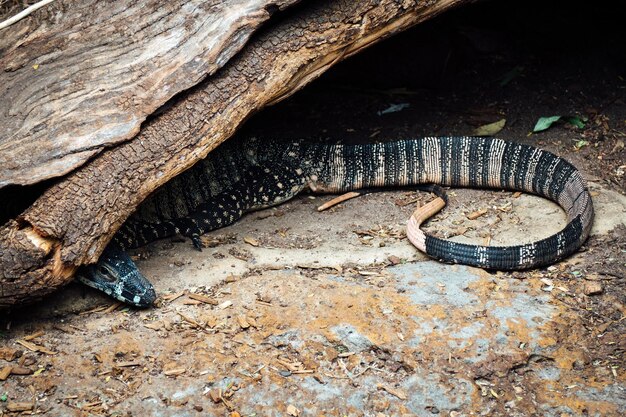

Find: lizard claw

[177,220,204,251]
[191,234,203,251]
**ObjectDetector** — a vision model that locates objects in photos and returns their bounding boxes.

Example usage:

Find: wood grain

[0,0,301,187]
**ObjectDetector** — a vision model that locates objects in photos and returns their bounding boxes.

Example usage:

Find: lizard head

[76,244,157,308]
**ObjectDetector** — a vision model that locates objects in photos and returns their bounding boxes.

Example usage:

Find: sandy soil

[1,1,625,416]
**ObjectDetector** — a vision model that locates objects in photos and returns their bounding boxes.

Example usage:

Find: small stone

[287,404,300,416]
[583,281,603,296]
[387,255,401,265]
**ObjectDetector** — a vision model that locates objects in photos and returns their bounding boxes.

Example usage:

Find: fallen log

[0,0,302,188]
[0,0,467,308]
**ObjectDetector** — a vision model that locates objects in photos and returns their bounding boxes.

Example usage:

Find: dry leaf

[472,118,506,136]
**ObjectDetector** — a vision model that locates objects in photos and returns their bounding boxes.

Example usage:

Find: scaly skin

[77,136,594,307]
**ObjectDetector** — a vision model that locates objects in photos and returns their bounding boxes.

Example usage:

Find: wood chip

[15,339,57,355]
[22,330,45,341]
[512,191,522,198]
[0,347,21,361]
[82,401,103,409]
[218,300,233,310]
[164,367,186,376]
[209,389,222,403]
[162,291,186,302]
[291,369,315,374]
[377,383,407,400]
[225,275,238,283]
[7,402,34,412]
[317,192,361,211]
[246,316,258,328]
[52,324,75,334]
[187,293,219,305]
[243,236,260,247]
[276,359,300,372]
[237,315,250,329]
[177,311,203,328]
[583,281,603,296]
[115,361,141,368]
[467,209,488,220]
[0,366,12,381]
[287,404,300,416]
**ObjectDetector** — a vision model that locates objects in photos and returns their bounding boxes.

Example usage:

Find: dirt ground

[1,1,625,416]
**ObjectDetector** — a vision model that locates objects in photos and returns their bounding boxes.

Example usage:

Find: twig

[0,0,56,31]
[317,192,361,211]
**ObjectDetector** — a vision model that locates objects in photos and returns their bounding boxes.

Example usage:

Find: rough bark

[0,0,468,308]
[0,0,301,188]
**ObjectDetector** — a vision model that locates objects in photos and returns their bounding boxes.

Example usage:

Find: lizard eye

[98,266,116,282]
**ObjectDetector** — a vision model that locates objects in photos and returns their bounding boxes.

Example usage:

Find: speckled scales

[113,136,593,270]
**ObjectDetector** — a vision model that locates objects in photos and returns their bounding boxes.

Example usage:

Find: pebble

[583,281,603,295]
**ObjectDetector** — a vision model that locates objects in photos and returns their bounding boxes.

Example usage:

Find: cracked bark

[0,0,468,308]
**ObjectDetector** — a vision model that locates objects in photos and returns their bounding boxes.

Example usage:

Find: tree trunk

[0,0,468,308]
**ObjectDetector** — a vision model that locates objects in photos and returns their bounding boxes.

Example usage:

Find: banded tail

[308,136,594,269]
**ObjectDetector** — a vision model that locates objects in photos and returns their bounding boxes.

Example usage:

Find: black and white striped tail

[310,136,594,270]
